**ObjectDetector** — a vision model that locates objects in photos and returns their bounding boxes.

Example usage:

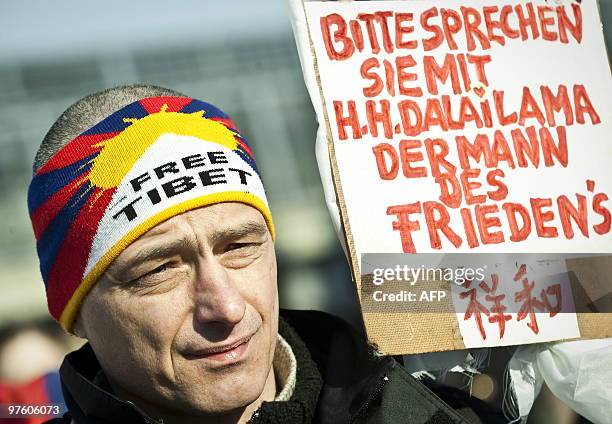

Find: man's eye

[225,242,257,252]
[137,263,169,280]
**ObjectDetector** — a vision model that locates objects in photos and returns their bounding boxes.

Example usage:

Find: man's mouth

[184,335,253,363]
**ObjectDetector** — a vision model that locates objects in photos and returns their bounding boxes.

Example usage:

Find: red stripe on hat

[31,178,87,240]
[208,117,253,157]
[139,97,192,114]
[46,187,115,320]
[235,139,253,157]
[209,116,237,129]
[37,133,117,175]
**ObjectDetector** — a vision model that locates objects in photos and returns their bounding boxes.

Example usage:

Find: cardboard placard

[292,0,612,354]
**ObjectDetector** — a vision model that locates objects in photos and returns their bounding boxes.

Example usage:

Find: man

[29,84,492,423]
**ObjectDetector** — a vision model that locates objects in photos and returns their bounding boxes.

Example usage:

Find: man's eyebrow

[129,237,195,265]
[208,220,269,245]
[114,221,268,270]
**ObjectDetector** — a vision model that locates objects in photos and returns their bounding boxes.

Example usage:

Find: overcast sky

[1,1,609,64]
[0,0,292,64]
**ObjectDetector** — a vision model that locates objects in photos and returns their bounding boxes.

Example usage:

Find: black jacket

[46,309,501,423]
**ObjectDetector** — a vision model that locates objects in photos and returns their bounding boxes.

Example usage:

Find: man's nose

[192,258,246,326]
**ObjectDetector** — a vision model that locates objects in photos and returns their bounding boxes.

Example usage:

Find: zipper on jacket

[248,408,261,423]
[349,374,389,424]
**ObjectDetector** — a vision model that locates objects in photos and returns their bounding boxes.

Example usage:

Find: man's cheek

[120,296,184,347]
[91,297,176,386]
[87,294,158,354]
[241,274,276,311]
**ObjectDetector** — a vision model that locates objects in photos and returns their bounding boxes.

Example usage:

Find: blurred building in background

[0,1,610,422]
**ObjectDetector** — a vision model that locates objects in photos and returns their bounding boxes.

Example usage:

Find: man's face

[76,202,278,417]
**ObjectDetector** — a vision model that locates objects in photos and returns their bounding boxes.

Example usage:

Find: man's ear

[72,313,88,339]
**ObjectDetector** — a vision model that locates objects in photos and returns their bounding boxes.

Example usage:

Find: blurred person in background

[0,321,71,424]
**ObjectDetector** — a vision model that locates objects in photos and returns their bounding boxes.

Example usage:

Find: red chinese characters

[513,264,562,334]
[460,263,563,340]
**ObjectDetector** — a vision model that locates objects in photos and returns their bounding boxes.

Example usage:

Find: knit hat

[28,96,274,332]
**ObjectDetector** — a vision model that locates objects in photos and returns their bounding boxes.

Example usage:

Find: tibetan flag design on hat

[28,96,274,332]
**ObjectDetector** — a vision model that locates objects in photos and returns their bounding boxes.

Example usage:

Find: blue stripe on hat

[82,101,148,135]
[36,182,92,285]
[28,153,98,214]
[180,99,228,119]
[235,149,259,175]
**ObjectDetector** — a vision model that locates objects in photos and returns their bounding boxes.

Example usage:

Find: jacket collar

[279,309,394,424]
[59,343,156,423]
